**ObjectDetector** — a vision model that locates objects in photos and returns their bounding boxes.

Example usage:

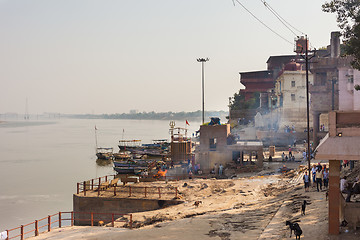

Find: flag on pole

[95,125,97,130]
[186,120,190,126]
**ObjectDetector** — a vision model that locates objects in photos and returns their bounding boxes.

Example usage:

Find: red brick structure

[239,70,273,101]
[238,55,303,113]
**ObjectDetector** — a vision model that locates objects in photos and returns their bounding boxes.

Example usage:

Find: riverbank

[28,160,340,240]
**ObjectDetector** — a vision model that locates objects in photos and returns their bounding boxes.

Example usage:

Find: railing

[77,175,117,194]
[5,211,132,240]
[78,183,179,199]
[76,174,209,198]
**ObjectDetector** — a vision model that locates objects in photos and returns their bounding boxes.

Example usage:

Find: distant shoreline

[64,111,228,121]
[0,111,228,122]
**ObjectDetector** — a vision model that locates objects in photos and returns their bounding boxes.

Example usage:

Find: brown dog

[326,190,329,201]
[194,201,202,207]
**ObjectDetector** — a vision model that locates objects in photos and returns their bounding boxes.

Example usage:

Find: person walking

[214,163,218,175]
[315,169,323,192]
[219,164,224,176]
[316,162,323,172]
[288,147,292,158]
[311,165,317,187]
[323,168,329,188]
[303,171,310,192]
[302,150,306,162]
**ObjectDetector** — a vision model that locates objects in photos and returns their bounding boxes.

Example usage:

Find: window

[316,72,327,86]
[291,81,295,87]
[209,138,217,150]
[291,94,296,101]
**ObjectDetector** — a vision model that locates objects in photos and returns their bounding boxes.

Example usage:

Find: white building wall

[338,67,360,111]
[338,67,354,110]
[354,70,360,110]
[275,71,313,129]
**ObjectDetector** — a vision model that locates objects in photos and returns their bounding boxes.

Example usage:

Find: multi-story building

[235,55,303,120]
[274,61,313,130]
[310,31,360,146]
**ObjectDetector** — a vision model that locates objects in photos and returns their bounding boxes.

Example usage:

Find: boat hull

[113,166,147,174]
[96,153,112,160]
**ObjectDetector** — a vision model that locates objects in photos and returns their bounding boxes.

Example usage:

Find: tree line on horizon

[66,110,228,121]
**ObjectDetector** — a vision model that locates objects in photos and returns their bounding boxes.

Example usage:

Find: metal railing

[5,211,132,240]
[78,183,179,199]
[76,174,209,198]
[77,175,117,194]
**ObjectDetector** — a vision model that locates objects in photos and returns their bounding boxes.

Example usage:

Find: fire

[154,169,167,178]
[158,169,167,177]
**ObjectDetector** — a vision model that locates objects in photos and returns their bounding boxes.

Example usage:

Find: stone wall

[73,195,182,225]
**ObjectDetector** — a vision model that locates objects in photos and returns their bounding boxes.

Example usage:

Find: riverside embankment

[29,160,344,240]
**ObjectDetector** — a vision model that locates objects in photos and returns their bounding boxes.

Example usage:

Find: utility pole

[296,35,315,181]
[305,35,311,180]
[228,97,232,123]
[197,58,209,124]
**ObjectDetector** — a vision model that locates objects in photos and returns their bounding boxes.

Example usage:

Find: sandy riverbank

[26,161,332,239]
[29,148,360,240]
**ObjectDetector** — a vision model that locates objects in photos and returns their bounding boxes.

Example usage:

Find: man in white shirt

[340,176,348,193]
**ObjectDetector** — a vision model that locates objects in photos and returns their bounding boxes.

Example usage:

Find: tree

[229,91,260,111]
[322,1,360,69]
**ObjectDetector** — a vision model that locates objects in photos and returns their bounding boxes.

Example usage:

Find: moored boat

[96,147,113,160]
[113,166,147,175]
[112,151,132,160]
[118,140,142,151]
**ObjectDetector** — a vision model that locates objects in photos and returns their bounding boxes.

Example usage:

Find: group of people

[284,125,295,133]
[186,159,203,177]
[303,163,329,192]
[302,149,314,161]
[341,175,360,202]
[210,163,224,176]
[281,151,295,162]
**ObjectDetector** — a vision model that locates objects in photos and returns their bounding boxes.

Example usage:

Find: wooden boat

[96,147,113,160]
[132,153,147,159]
[113,158,148,167]
[113,156,149,175]
[112,151,132,160]
[140,139,170,157]
[118,140,142,151]
[113,166,147,175]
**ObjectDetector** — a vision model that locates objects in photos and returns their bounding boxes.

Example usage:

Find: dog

[98,220,104,226]
[301,200,307,215]
[286,221,302,240]
[194,201,202,207]
[326,190,329,201]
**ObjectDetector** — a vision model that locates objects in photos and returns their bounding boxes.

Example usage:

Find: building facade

[274,61,313,130]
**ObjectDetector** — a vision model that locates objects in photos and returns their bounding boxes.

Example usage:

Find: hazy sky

[0,0,339,114]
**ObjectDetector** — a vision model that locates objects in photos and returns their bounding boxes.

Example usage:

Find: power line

[260,1,316,49]
[261,0,305,37]
[233,0,293,45]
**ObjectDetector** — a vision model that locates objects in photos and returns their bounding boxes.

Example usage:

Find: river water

[0,118,201,231]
